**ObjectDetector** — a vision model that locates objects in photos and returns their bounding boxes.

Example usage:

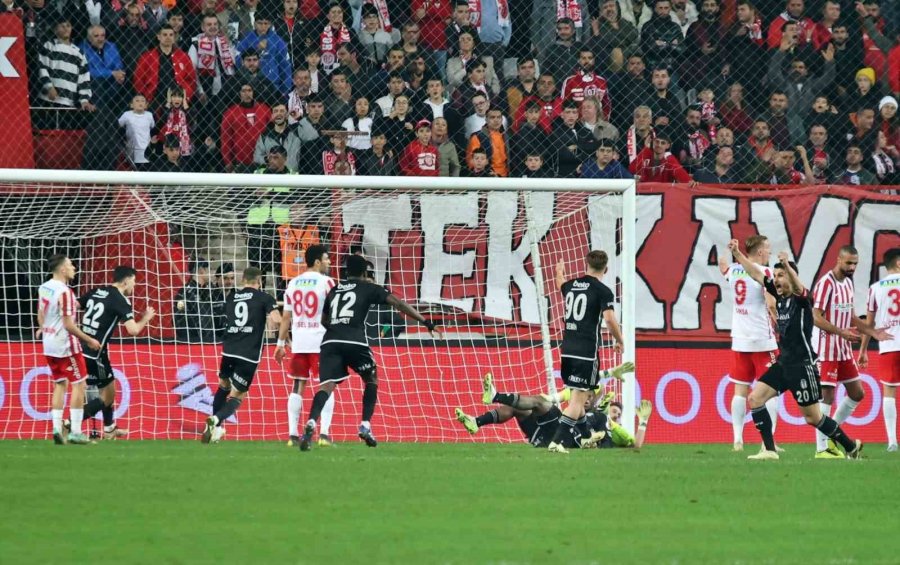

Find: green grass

[1,441,898,564]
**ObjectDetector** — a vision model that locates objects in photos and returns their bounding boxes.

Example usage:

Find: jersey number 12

[330,291,357,320]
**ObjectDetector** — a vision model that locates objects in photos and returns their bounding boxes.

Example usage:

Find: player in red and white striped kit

[859,248,900,452]
[37,254,101,445]
[719,235,780,451]
[560,47,611,120]
[810,245,885,456]
[274,245,338,447]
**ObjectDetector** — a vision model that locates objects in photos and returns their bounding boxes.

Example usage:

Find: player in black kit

[547,250,626,454]
[202,267,281,444]
[298,255,440,451]
[729,241,867,460]
[79,266,156,439]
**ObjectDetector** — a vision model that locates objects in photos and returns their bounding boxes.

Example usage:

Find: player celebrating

[202,268,281,444]
[811,246,872,457]
[728,241,863,460]
[547,250,625,454]
[719,235,780,452]
[297,254,439,451]
[858,248,900,452]
[37,254,101,445]
[274,245,339,448]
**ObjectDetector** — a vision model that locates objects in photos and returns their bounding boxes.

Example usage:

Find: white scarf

[873,151,895,179]
[194,34,236,77]
[287,90,308,123]
[320,23,351,72]
[556,0,582,28]
[467,0,510,30]
[365,0,392,32]
[627,125,652,163]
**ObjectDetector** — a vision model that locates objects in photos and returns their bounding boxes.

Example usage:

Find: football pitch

[1,441,898,564]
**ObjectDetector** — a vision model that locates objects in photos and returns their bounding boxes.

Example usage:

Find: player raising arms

[858,248,900,452]
[37,254,101,445]
[297,254,440,451]
[79,266,156,439]
[728,241,864,460]
[274,245,339,448]
[202,267,281,443]
[547,250,625,454]
[719,235,780,451]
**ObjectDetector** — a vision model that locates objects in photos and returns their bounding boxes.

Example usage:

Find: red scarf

[745,16,762,45]
[467,0,510,30]
[323,150,357,174]
[365,0,392,32]
[194,34,236,77]
[687,130,711,160]
[556,0,582,28]
[749,137,774,159]
[159,107,192,156]
[627,126,653,163]
[320,24,351,72]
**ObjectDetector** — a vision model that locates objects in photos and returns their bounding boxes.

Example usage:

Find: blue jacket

[580,159,633,179]
[236,31,292,93]
[80,40,123,80]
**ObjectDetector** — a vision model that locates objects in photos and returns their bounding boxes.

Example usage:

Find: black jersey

[764,277,817,365]
[78,285,134,359]
[222,287,277,363]
[321,279,391,346]
[559,276,615,360]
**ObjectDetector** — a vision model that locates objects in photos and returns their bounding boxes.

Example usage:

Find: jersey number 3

[330,291,357,320]
[888,288,900,316]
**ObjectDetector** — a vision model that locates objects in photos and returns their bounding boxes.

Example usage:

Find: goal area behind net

[0,170,635,441]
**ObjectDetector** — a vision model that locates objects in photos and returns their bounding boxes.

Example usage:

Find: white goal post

[0,169,637,439]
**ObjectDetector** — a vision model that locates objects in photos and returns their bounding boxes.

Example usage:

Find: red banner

[0,14,34,168]
[0,342,891,444]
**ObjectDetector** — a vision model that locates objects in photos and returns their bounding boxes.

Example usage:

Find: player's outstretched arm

[274,307,292,363]
[605,361,635,381]
[851,314,893,342]
[124,306,156,336]
[727,239,765,286]
[776,251,805,296]
[718,249,731,277]
[386,295,440,338]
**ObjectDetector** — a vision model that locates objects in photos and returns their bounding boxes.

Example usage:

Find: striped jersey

[724,263,777,352]
[811,271,856,361]
[37,40,92,107]
[38,279,82,358]
[866,274,900,354]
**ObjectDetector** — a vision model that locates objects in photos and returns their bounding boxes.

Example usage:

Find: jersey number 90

[564,292,587,321]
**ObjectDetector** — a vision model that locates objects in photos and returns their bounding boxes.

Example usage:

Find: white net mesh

[0,180,628,441]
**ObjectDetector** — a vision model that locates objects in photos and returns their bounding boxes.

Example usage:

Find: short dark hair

[774,260,799,272]
[242,47,259,58]
[517,56,535,68]
[587,250,609,272]
[190,259,210,273]
[47,254,68,274]
[268,144,288,156]
[597,138,616,149]
[562,99,579,111]
[345,254,369,277]
[243,266,263,283]
[884,248,900,270]
[578,45,593,55]
[471,147,488,157]
[113,265,137,283]
[839,245,859,256]
[305,244,329,267]
[781,19,797,32]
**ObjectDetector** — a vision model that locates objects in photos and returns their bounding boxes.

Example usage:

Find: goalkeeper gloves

[637,399,653,428]
[607,361,635,382]
[594,390,615,414]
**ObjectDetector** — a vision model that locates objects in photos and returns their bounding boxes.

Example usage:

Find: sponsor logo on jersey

[572,280,590,290]
[337,282,357,291]
[233,292,254,300]
[94,289,109,298]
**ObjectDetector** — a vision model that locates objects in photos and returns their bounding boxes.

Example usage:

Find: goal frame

[0,168,637,435]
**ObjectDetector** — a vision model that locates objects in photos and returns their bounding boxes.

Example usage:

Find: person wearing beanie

[841,66,883,115]
[878,95,900,152]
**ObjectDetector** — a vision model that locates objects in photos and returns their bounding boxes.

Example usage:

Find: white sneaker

[887,444,898,452]
[732,442,744,452]
[747,450,779,460]
[211,426,226,443]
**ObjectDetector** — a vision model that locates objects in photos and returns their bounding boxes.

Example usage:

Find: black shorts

[85,351,114,388]
[560,356,599,391]
[759,362,821,407]
[319,342,376,384]
[219,356,260,393]
[528,406,562,448]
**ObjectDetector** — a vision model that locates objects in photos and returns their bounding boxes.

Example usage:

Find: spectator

[513,72,562,133]
[357,126,398,175]
[231,47,281,106]
[829,21,864,101]
[580,96,619,142]
[639,0,684,71]
[153,134,190,171]
[669,0,697,37]
[174,259,216,344]
[118,94,155,168]
[628,129,692,181]
[415,77,463,141]
[38,16,93,112]
[699,125,753,178]
[549,98,600,177]
[466,106,508,176]
[211,262,235,336]
[533,0,590,54]
[468,0,510,64]
[842,67,883,115]
[114,3,153,76]
[336,42,376,99]
[768,148,807,184]
[296,94,326,142]
[680,0,726,89]
[342,96,374,150]
[445,0,470,57]
[673,104,711,172]
[218,0,243,42]
[561,47,611,120]
[804,123,833,183]
[646,66,684,127]
[464,146,494,176]
[447,29,500,96]
[80,25,125,108]
[609,53,653,130]
[833,143,876,184]
[744,118,777,182]
[154,86,196,158]
[254,101,302,170]
[804,94,842,138]
[463,91,491,136]
[760,90,804,148]
[374,93,415,153]
[871,129,898,184]
[400,119,440,176]
[248,145,295,294]
[693,145,740,183]
[142,0,169,31]
[134,24,197,113]
[375,71,409,116]
[767,39,836,120]
[402,53,429,93]
[236,10,291,94]
[189,14,238,106]
[520,151,550,177]
[319,131,357,174]
[843,106,878,160]
[287,68,313,123]
[619,0,652,30]
[540,18,578,83]
[166,8,190,52]
[505,56,537,118]
[696,86,719,140]
[856,2,900,98]
[810,0,840,51]
[722,0,766,94]
[879,96,899,149]
[221,83,272,172]
[766,0,814,50]
[622,104,654,165]
[509,99,545,175]
[300,46,325,93]
[235,0,260,38]
[581,138,632,178]
[411,0,451,74]
[359,4,394,64]
[586,0,639,72]
[432,117,461,176]
[318,2,354,74]
[273,0,312,68]
[450,54,504,110]
[321,67,355,128]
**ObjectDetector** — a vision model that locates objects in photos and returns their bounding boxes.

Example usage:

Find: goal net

[0,171,635,442]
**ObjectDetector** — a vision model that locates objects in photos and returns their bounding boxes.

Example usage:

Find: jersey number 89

[291,290,320,318]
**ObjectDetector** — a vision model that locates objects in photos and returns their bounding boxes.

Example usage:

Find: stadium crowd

[14,0,900,184]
